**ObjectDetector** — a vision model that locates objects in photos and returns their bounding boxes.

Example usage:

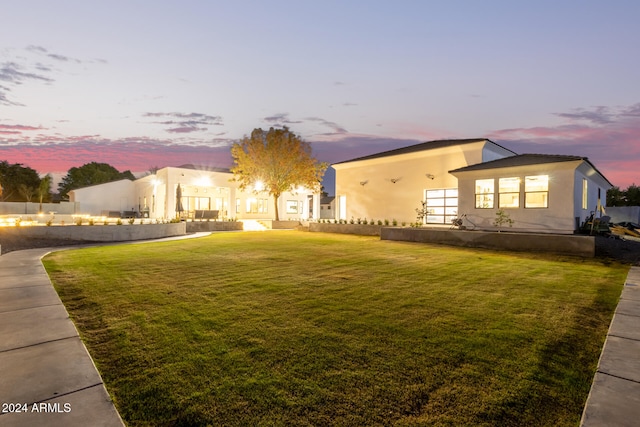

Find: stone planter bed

[309,223,599,258]
[186,221,244,232]
[381,227,595,257]
[309,223,383,236]
[0,222,186,245]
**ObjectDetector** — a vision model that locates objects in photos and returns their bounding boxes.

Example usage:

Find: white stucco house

[69,179,135,216]
[69,165,321,221]
[333,138,612,234]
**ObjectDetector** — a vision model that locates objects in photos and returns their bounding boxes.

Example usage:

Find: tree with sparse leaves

[231,127,327,221]
[58,162,135,199]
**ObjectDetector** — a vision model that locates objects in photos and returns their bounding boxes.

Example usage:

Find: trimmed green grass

[43,232,628,426]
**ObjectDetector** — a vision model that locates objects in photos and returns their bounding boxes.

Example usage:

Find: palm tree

[37,174,52,213]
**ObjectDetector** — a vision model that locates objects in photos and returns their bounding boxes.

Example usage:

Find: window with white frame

[525,175,549,208]
[582,178,588,210]
[286,200,298,214]
[499,177,520,208]
[475,179,494,209]
[246,198,268,213]
[425,188,458,224]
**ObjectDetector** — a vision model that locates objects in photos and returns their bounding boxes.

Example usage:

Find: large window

[424,188,458,224]
[525,175,549,208]
[475,179,494,209]
[499,177,520,208]
[582,178,588,210]
[246,198,268,213]
[181,197,210,212]
[286,200,299,214]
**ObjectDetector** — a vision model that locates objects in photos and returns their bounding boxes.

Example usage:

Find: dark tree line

[607,184,640,207]
[0,160,134,205]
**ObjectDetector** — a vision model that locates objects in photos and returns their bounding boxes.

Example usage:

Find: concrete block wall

[381,228,595,257]
[309,223,383,236]
[0,222,186,243]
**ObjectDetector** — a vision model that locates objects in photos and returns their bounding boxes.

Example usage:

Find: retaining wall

[186,221,243,232]
[381,227,595,257]
[0,222,186,243]
[309,223,383,236]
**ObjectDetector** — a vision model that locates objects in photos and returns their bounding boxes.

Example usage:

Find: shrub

[104,219,109,225]
[350,217,355,224]
[392,219,398,226]
[384,219,389,226]
[377,220,383,226]
[116,219,123,225]
[46,219,53,226]
[75,217,83,226]
[494,209,514,229]
[88,218,95,226]
[401,221,406,226]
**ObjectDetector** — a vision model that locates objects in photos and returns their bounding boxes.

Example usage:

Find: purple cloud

[143,112,224,133]
[554,106,613,124]
[304,117,347,134]
[263,113,303,125]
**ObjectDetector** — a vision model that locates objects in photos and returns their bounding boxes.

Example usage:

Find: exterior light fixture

[426,174,435,180]
[360,180,368,186]
[254,181,265,191]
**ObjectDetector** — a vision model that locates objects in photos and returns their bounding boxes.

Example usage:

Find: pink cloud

[0,138,234,175]
[488,108,640,188]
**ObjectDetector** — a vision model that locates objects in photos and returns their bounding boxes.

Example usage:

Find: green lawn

[43,232,628,426]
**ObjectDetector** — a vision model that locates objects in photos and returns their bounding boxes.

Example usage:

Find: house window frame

[498,177,520,208]
[524,175,549,209]
[286,200,299,214]
[475,179,495,209]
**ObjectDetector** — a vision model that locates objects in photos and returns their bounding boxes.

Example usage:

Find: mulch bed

[1,233,639,265]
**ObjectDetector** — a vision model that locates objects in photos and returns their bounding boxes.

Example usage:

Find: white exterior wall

[134,167,317,221]
[574,162,612,227]
[69,180,135,216]
[333,141,507,224]
[453,160,604,234]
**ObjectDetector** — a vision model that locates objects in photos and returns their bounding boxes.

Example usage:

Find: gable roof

[449,154,613,186]
[320,196,335,204]
[333,138,514,165]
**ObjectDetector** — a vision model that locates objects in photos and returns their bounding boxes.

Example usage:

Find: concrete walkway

[581,265,640,426]
[0,233,210,426]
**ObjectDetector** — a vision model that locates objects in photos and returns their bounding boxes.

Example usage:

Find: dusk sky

[1,1,639,193]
